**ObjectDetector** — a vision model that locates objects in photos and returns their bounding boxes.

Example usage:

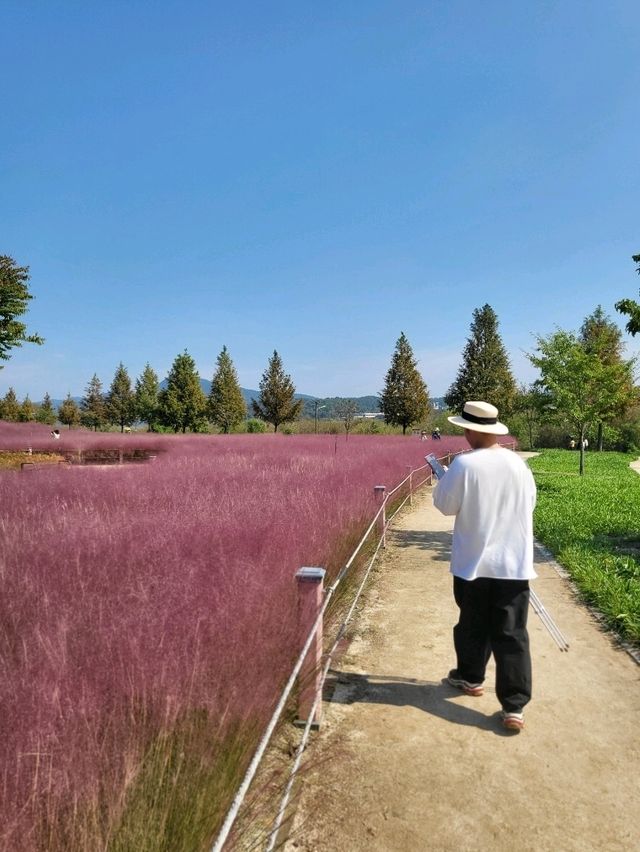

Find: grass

[0,422,481,851]
[528,450,640,643]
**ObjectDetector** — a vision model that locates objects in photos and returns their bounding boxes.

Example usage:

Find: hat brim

[447,415,509,435]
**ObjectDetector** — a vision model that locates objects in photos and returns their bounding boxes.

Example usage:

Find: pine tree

[379,332,430,434]
[81,374,107,431]
[106,363,136,432]
[36,392,57,426]
[0,255,44,366]
[135,363,160,432]
[59,393,81,429]
[208,346,247,433]
[158,351,208,433]
[445,304,517,414]
[18,395,37,422]
[252,350,303,432]
[1,387,20,421]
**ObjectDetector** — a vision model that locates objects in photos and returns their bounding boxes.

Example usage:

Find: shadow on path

[390,528,452,562]
[328,671,513,737]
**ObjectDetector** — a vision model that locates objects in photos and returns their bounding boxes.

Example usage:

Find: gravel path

[283,480,640,852]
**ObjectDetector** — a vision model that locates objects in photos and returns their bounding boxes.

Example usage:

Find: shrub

[246,418,268,433]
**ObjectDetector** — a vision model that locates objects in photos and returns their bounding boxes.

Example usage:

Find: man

[432,401,537,732]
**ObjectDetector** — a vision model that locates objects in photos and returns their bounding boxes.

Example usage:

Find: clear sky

[2,1,639,401]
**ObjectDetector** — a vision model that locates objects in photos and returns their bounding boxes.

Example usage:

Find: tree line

[1,254,639,457]
[0,348,303,434]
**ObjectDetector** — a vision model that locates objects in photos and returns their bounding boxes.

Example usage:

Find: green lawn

[528,450,640,643]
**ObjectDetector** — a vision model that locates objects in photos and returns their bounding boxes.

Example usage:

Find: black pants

[453,576,532,713]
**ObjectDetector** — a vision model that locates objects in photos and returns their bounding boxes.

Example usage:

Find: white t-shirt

[433,447,537,581]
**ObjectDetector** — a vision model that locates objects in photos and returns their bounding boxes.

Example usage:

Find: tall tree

[18,395,37,422]
[106,362,136,432]
[208,346,247,433]
[614,253,640,336]
[36,392,57,426]
[579,306,634,450]
[252,350,303,432]
[379,332,430,435]
[0,387,20,421]
[59,393,81,429]
[0,255,44,366]
[135,363,160,432]
[445,304,517,414]
[528,329,637,475]
[81,374,107,431]
[158,350,208,433]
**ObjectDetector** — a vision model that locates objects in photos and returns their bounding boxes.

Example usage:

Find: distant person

[51,429,61,440]
[432,427,441,440]
[432,401,537,732]
[420,430,427,441]
[568,438,576,450]
[582,438,588,450]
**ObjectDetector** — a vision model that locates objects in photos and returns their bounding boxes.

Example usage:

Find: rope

[211,461,427,852]
[266,533,387,851]
[211,442,530,850]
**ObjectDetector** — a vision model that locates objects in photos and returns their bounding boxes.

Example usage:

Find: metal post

[295,567,326,729]
[374,485,386,548]
[406,466,413,507]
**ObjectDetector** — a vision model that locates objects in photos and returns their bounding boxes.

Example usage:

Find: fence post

[374,485,386,548]
[406,466,413,507]
[295,566,326,730]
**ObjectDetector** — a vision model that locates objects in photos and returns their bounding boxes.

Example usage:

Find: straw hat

[447,401,509,435]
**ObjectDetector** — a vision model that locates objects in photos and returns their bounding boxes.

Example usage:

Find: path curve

[282,484,640,852]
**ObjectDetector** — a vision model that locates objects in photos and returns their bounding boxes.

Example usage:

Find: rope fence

[211,441,567,851]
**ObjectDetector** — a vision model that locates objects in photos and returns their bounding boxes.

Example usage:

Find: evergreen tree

[379,332,430,434]
[81,374,107,431]
[59,393,81,429]
[208,346,247,433]
[252,350,303,432]
[445,304,517,414]
[158,350,208,433]
[0,255,44,366]
[106,362,136,432]
[18,395,37,422]
[135,363,160,432]
[579,306,636,450]
[1,387,20,421]
[36,392,57,425]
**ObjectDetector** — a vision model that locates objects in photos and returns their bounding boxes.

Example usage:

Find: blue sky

[2,1,639,401]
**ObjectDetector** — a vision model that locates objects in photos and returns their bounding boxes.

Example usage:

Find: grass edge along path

[529,450,640,646]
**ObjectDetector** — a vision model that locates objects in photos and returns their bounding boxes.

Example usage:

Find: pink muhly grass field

[0,423,499,849]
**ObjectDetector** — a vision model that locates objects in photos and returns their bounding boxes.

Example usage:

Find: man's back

[433,447,537,581]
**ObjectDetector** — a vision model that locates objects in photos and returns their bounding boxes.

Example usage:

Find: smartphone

[425,453,447,480]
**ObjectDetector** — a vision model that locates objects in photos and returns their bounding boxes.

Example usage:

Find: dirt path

[283,483,640,852]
